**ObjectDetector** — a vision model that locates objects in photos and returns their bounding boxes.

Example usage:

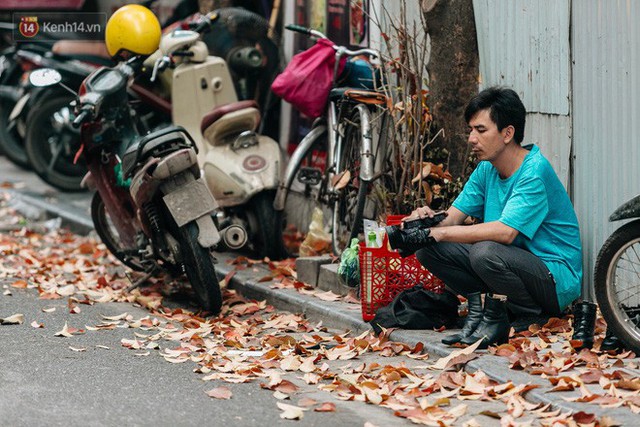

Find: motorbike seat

[200,100,260,145]
[52,40,113,67]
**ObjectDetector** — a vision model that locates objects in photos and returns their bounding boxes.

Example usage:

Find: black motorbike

[0,42,111,181]
[594,195,640,353]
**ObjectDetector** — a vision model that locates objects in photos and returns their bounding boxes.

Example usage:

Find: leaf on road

[1,313,24,325]
[314,402,336,412]
[297,397,317,407]
[31,320,44,328]
[277,402,306,420]
[54,322,73,337]
[42,307,56,313]
[54,322,84,337]
[102,313,129,321]
[207,387,233,400]
[273,390,290,400]
[11,280,28,288]
[69,346,87,352]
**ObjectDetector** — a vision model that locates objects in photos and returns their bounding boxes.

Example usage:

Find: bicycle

[273,25,390,256]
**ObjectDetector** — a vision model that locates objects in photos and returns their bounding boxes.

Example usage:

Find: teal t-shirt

[452,144,582,310]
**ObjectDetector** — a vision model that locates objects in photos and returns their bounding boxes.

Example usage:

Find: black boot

[442,292,483,345]
[459,294,510,349]
[600,327,622,352]
[385,226,435,258]
[571,301,597,350]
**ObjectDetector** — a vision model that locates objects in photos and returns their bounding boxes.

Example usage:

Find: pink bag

[272,38,345,119]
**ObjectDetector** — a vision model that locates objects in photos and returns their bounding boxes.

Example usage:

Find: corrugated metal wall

[473,0,571,115]
[572,0,640,298]
[473,0,572,188]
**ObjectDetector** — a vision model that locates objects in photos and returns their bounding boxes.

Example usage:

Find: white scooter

[146,15,285,259]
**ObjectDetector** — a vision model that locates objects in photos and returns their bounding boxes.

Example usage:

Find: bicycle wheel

[276,124,329,257]
[594,220,640,353]
[331,106,370,256]
[331,105,392,256]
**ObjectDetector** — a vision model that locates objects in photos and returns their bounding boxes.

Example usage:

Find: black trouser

[415,241,561,316]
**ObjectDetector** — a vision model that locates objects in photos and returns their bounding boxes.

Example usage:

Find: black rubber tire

[246,191,287,260]
[0,98,30,169]
[177,221,222,313]
[24,93,87,191]
[331,108,369,256]
[594,220,640,354]
[91,192,146,272]
[276,126,328,257]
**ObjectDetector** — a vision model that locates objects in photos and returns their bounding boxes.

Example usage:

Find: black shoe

[442,292,483,345]
[510,314,551,333]
[385,226,435,258]
[571,301,597,350]
[600,328,622,352]
[459,294,510,349]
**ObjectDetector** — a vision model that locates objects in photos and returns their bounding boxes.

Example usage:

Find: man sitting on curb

[387,86,583,349]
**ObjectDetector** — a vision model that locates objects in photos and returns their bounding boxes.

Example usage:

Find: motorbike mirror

[29,68,62,87]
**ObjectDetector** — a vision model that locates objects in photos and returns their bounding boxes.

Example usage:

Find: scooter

[146,13,286,259]
[594,195,640,354]
[29,61,224,312]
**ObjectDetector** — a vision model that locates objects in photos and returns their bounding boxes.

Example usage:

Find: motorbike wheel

[25,93,87,191]
[177,221,222,313]
[0,98,31,169]
[594,220,640,354]
[91,192,146,272]
[246,191,287,260]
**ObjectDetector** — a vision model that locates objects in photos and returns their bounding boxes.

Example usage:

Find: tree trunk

[424,0,479,179]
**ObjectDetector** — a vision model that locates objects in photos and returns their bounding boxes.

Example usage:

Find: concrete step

[295,255,355,296]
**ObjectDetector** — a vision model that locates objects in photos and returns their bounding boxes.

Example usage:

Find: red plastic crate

[359,215,444,321]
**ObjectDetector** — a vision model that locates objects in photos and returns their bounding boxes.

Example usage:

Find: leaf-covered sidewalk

[0,190,638,426]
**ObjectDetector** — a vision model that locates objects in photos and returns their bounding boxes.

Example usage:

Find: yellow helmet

[105,4,161,57]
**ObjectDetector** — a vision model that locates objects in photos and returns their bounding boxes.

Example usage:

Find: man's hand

[403,206,437,223]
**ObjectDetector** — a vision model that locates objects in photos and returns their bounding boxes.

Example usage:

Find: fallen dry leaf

[1,313,25,325]
[277,402,306,420]
[206,387,233,400]
[314,402,336,412]
[431,338,483,370]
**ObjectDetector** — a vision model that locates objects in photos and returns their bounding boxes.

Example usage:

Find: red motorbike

[29,59,223,313]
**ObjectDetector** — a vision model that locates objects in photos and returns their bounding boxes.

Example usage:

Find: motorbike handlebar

[72,109,91,128]
[285,24,311,35]
[285,24,326,39]
[189,11,220,34]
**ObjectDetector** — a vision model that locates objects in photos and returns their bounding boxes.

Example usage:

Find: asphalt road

[0,283,415,427]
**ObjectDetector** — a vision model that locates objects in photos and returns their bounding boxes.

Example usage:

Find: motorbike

[29,61,224,313]
[594,195,640,353]
[0,40,111,179]
[145,12,286,260]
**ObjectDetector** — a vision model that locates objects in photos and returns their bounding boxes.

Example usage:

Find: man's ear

[502,125,515,144]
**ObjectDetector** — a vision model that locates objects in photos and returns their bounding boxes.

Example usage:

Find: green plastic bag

[338,238,360,288]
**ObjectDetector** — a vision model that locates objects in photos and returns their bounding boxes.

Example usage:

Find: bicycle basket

[271,38,346,118]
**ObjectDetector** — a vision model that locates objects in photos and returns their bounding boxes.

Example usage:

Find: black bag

[370,285,461,335]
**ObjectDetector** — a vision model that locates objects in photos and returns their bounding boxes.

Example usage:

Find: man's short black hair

[464,86,527,144]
